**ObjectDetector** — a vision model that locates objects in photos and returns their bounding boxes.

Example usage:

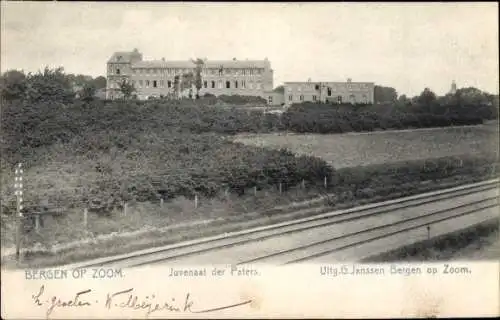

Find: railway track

[69,179,499,268]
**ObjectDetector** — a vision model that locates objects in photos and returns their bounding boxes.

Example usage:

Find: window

[298,86,302,92]
[349,95,355,103]
[139,80,143,88]
[242,69,246,76]
[211,81,216,88]
[313,95,317,101]
[337,95,342,103]
[327,87,332,96]
[226,81,230,89]
[249,69,254,76]
[116,68,121,75]
[234,81,238,88]
[241,80,246,88]
[204,81,208,88]
[218,80,223,89]
[300,95,304,101]
[146,80,150,88]
[160,80,164,88]
[315,84,320,90]
[362,94,368,104]
[288,95,293,101]
[153,80,157,88]
[167,80,172,88]
[268,96,273,103]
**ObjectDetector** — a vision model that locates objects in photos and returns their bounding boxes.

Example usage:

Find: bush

[281,100,492,134]
[216,94,267,105]
[0,98,333,210]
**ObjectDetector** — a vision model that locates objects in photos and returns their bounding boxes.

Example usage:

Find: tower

[450,80,457,94]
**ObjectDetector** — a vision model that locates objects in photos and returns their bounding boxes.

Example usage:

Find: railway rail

[67,179,499,268]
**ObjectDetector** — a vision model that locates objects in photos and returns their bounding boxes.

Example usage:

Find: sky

[1,2,498,96]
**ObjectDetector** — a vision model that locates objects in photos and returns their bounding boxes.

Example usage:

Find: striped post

[14,163,24,260]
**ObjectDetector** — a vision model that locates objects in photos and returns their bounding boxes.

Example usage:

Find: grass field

[234,123,499,168]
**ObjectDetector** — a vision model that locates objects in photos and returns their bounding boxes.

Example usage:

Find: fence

[4,168,334,261]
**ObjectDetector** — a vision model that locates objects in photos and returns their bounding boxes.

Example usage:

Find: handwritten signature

[32,285,253,318]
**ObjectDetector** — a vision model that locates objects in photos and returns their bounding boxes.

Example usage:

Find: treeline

[2,90,498,164]
[0,67,106,104]
[282,87,498,133]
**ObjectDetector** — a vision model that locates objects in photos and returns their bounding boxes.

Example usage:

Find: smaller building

[283,79,375,106]
[265,86,285,106]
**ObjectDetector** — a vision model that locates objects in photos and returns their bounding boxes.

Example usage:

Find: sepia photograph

[1,2,498,318]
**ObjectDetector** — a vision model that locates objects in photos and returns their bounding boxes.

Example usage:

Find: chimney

[233,57,237,61]
[347,78,352,83]
[161,57,165,61]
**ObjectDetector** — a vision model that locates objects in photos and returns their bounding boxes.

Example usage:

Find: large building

[106,49,274,100]
[281,79,375,106]
[106,49,375,105]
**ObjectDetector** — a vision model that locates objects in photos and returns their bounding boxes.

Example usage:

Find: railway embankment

[362,218,499,262]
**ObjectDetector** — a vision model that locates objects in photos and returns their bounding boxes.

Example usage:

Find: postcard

[1,2,499,319]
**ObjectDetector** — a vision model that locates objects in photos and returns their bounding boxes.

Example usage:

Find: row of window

[288,95,318,102]
[287,83,370,92]
[110,67,264,76]
[130,79,262,90]
[287,94,369,103]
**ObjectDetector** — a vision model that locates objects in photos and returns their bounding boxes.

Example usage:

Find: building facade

[106,49,274,100]
[283,79,375,106]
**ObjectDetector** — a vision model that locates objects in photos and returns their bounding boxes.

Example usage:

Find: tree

[173,75,180,99]
[24,67,74,104]
[191,58,205,99]
[273,85,285,93]
[0,70,27,101]
[374,85,398,104]
[119,79,135,99]
[93,76,107,89]
[416,88,437,106]
[181,72,195,99]
[79,83,97,102]
[395,94,410,107]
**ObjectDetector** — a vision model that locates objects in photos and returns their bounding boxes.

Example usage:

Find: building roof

[108,52,135,63]
[107,49,142,63]
[132,59,270,69]
[284,81,374,85]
